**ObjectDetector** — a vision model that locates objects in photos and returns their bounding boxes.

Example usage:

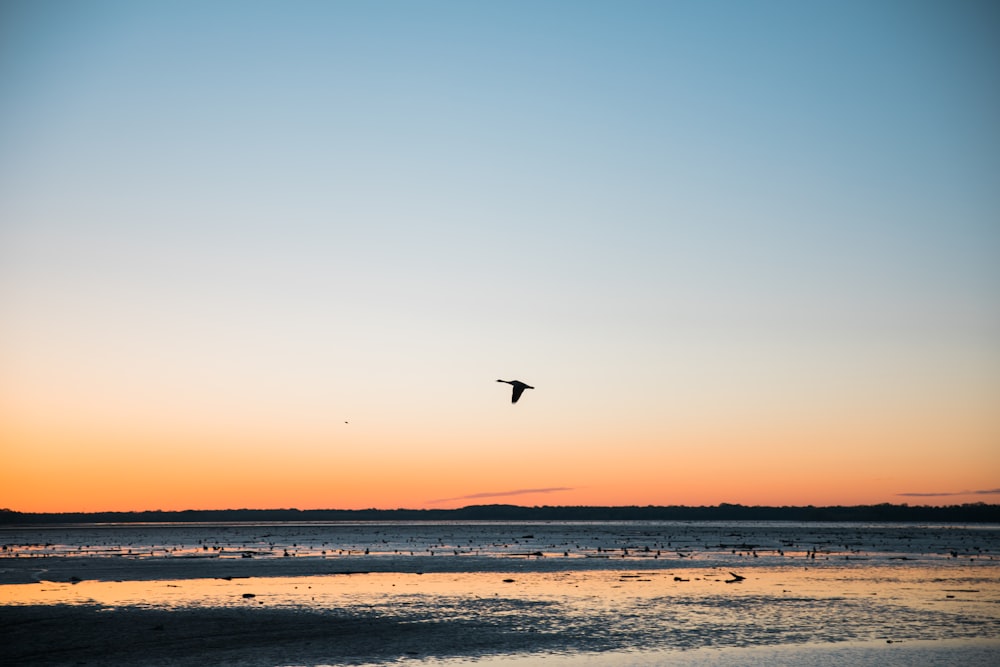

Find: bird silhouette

[496,379,534,403]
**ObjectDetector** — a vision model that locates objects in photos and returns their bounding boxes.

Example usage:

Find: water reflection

[3,566,997,620]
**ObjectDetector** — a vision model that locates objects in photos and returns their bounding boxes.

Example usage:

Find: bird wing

[511,385,525,403]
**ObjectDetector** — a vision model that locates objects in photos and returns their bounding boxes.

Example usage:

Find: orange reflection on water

[1,566,996,620]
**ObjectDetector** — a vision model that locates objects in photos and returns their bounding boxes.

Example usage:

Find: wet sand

[2,603,550,667]
[3,522,998,665]
[4,599,998,667]
[4,566,998,666]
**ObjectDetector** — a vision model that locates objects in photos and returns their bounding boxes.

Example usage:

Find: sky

[1,0,998,513]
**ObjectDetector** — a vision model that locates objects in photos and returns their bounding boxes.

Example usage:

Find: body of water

[2,521,998,666]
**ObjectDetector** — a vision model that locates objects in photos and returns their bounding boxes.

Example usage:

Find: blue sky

[1,1,998,510]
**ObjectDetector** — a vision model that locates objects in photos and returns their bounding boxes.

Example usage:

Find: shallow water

[2,521,998,665]
[395,639,1000,667]
[6,566,996,643]
[3,520,998,562]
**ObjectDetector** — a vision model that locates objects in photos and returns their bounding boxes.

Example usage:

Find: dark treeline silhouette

[1,503,998,525]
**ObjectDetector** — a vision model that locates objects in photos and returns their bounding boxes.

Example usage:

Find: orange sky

[3,367,997,512]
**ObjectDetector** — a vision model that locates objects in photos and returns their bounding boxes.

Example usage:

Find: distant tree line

[1,503,998,525]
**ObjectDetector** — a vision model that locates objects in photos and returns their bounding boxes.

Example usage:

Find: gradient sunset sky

[2,0,998,513]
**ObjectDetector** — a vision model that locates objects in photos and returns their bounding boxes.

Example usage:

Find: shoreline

[5,504,1000,525]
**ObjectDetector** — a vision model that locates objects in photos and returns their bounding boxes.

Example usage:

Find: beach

[2,521,998,665]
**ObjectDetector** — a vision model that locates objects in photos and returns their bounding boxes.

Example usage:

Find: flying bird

[497,379,534,404]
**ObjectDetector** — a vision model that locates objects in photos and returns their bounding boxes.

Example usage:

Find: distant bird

[496,379,534,404]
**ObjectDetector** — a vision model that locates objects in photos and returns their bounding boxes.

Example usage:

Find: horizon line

[5,500,1000,516]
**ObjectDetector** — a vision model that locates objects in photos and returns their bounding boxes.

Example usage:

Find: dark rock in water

[242,593,256,599]
[503,578,515,583]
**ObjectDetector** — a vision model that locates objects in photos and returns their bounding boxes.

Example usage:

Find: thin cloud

[897,488,1000,497]
[428,487,574,504]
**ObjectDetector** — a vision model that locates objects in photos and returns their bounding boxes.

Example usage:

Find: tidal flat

[2,521,998,665]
